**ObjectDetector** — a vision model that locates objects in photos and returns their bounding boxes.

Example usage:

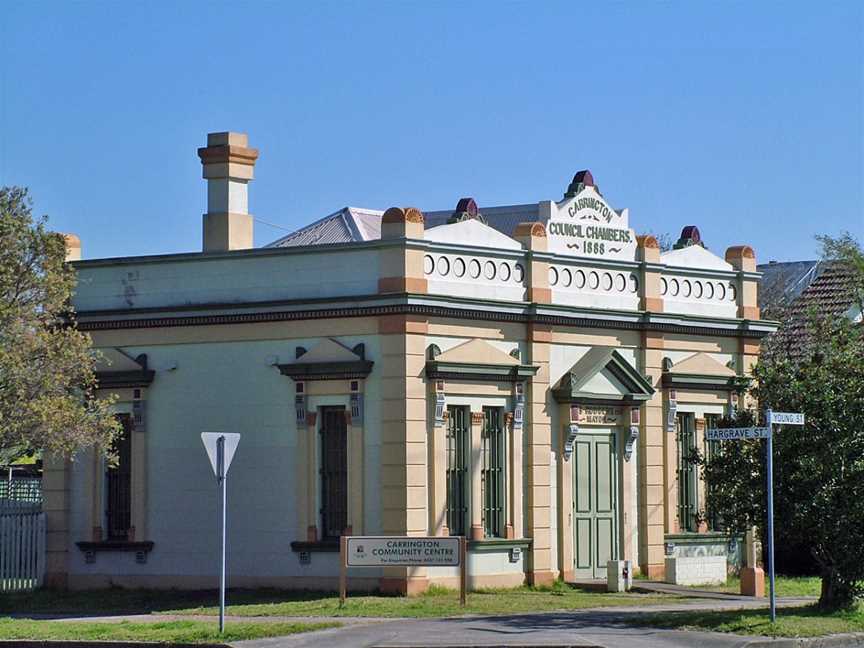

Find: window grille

[676,412,698,532]
[704,414,723,530]
[481,407,506,538]
[319,407,348,541]
[446,406,469,536]
[105,414,133,540]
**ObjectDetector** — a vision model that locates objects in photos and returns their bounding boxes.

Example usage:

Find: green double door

[572,431,619,579]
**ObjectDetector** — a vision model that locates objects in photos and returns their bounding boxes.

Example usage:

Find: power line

[254,217,293,232]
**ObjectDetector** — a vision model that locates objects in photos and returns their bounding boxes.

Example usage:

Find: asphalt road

[235,599,820,648]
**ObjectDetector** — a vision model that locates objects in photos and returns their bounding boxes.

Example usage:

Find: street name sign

[706,427,771,441]
[768,412,805,426]
[346,536,461,567]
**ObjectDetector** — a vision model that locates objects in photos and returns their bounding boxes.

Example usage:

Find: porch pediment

[552,347,654,403]
[426,339,538,382]
[277,338,373,381]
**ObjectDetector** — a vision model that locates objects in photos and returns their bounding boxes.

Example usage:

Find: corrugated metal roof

[424,204,539,237]
[267,203,540,248]
[267,207,383,248]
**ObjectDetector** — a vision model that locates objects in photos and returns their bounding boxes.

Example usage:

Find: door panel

[572,431,619,579]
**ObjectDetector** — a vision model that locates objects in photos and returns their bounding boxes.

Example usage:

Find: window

[676,412,698,532]
[105,414,132,540]
[319,407,348,541]
[704,414,723,530]
[481,407,506,538]
[446,406,469,536]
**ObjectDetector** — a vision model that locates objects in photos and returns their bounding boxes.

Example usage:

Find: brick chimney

[197,132,259,252]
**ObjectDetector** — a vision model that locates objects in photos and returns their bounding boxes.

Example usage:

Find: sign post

[705,412,803,624]
[201,433,241,634]
[340,536,465,608]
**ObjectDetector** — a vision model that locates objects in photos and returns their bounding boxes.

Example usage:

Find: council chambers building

[43,132,774,592]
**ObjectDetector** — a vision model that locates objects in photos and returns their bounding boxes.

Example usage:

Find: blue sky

[1,1,862,262]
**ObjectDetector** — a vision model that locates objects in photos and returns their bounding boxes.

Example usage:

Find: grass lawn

[1,583,679,620]
[688,575,821,598]
[634,602,864,638]
[0,618,340,644]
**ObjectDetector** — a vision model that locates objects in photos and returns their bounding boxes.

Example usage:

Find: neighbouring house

[43,132,776,592]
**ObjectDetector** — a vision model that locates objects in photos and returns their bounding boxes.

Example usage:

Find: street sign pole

[201,432,240,636]
[765,411,776,624]
[218,435,227,634]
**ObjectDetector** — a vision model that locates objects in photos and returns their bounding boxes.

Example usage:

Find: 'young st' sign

[710,410,804,623]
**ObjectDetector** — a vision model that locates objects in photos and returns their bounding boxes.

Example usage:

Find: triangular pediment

[425,220,522,250]
[294,338,363,364]
[553,347,654,403]
[434,339,520,366]
[94,348,146,373]
[278,338,373,381]
[670,352,736,377]
[661,245,733,271]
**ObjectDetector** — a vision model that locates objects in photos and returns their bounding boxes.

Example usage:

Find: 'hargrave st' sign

[542,183,637,261]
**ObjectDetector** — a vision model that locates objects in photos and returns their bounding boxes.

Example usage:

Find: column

[470,411,484,540]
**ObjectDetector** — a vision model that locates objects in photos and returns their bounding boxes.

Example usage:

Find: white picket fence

[0,508,46,592]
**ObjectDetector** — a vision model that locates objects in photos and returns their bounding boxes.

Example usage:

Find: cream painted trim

[510,419,524,538]
[470,412,483,539]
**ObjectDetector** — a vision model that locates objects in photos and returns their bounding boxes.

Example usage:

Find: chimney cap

[207,132,248,147]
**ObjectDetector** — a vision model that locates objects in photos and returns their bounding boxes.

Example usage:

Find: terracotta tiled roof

[769,262,861,359]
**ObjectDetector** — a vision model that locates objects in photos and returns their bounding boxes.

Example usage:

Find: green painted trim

[662,373,750,392]
[426,361,539,383]
[278,360,374,381]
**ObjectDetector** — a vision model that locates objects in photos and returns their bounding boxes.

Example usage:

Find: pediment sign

[546,186,637,261]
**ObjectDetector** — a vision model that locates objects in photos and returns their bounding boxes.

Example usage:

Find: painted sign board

[768,412,805,425]
[570,405,622,426]
[706,427,771,441]
[346,536,460,567]
[543,187,637,261]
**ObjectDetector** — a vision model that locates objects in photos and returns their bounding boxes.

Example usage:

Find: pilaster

[638,331,666,579]
[378,310,429,594]
[725,246,759,320]
[637,235,663,312]
[525,323,554,585]
[42,452,70,588]
[378,207,428,294]
[470,411,484,540]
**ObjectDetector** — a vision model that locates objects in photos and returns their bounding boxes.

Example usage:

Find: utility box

[607,559,633,592]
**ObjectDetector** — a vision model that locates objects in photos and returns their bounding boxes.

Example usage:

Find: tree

[0,187,118,461]
[701,237,864,610]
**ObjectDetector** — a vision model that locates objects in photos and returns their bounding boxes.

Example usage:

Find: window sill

[468,538,532,553]
[76,540,154,564]
[290,540,339,553]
